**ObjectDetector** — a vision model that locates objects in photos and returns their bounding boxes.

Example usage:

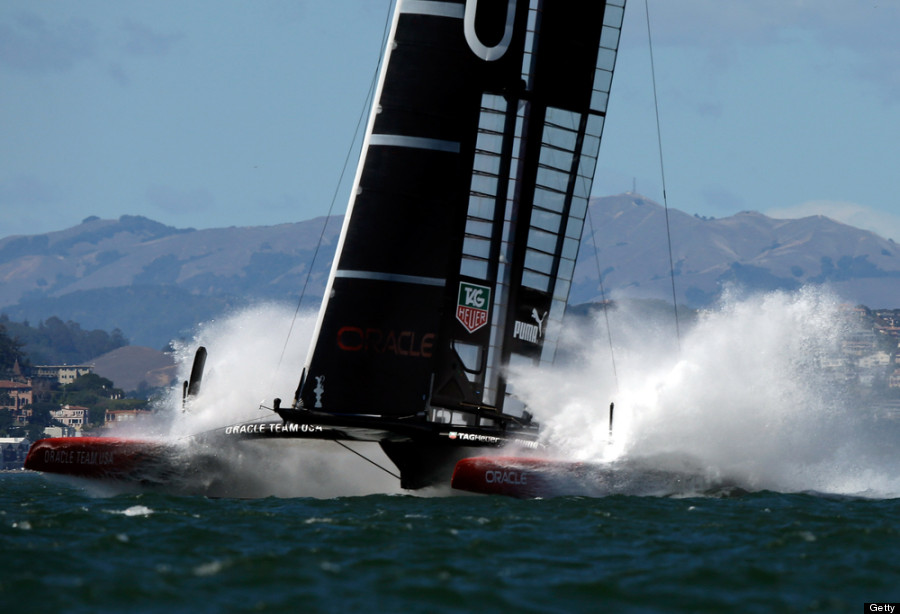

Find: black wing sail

[299,0,625,425]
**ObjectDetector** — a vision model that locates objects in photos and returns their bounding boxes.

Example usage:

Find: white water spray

[513,287,900,498]
[124,303,404,498]
[166,302,314,437]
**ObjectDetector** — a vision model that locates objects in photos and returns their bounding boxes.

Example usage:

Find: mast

[298,0,626,424]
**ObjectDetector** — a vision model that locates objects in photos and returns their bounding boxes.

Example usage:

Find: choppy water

[2,472,899,613]
[6,291,900,611]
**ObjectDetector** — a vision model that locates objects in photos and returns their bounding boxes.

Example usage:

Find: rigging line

[576,159,619,393]
[585,204,619,393]
[172,423,400,483]
[332,439,401,480]
[644,0,682,350]
[274,0,396,374]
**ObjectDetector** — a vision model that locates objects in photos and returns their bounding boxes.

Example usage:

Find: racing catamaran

[27,0,627,495]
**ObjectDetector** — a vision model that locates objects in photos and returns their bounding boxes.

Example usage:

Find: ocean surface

[2,472,898,613]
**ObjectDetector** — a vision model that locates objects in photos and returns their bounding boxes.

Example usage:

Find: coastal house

[1,437,31,470]
[42,425,79,438]
[873,309,900,340]
[0,379,33,425]
[890,369,900,390]
[50,405,89,430]
[859,351,892,370]
[34,365,93,385]
[104,409,152,429]
[842,330,877,357]
[0,379,32,410]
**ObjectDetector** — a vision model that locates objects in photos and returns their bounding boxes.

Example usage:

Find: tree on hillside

[29,378,56,405]
[61,374,147,427]
[0,315,128,365]
[0,322,28,373]
[0,410,13,435]
[60,373,122,410]
[25,401,60,440]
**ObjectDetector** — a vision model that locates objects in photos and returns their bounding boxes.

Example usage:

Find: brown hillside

[91,346,177,393]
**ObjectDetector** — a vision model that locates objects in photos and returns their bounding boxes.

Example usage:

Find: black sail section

[301,1,527,416]
[300,0,625,419]
[492,1,626,412]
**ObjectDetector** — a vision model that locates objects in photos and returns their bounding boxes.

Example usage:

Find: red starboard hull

[24,437,179,483]
[451,456,581,498]
[451,455,711,498]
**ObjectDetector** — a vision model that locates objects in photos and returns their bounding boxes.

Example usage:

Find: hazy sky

[3,1,899,241]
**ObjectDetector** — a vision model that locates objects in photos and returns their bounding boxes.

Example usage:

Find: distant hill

[0,214,338,348]
[90,345,177,394]
[2,197,899,349]
[573,193,900,308]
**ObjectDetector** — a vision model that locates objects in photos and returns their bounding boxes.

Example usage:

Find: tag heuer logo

[456,282,491,333]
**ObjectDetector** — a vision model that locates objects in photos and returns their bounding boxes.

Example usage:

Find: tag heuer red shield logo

[456,281,491,333]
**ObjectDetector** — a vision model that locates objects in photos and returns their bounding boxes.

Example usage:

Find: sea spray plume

[165,303,316,438]
[509,298,684,461]
[113,303,403,497]
[615,287,854,490]
[511,287,900,497]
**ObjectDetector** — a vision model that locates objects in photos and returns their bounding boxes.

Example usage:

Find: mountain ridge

[3,195,899,349]
[575,193,900,307]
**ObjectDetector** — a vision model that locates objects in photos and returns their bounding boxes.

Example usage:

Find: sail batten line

[401,0,464,19]
[335,269,446,287]
[368,134,460,153]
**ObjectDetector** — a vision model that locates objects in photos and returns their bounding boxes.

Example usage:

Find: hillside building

[859,351,892,369]
[0,379,32,411]
[0,379,33,425]
[842,330,877,357]
[42,426,79,438]
[104,409,152,428]
[1,437,31,470]
[34,365,93,385]
[890,370,900,390]
[50,405,89,430]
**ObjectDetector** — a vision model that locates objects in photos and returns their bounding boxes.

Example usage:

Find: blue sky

[2,1,899,241]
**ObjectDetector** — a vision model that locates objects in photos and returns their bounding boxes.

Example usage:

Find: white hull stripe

[368,134,461,153]
[336,270,446,287]
[400,1,464,19]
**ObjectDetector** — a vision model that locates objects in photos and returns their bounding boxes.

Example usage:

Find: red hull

[451,456,580,498]
[451,455,711,498]
[25,437,177,482]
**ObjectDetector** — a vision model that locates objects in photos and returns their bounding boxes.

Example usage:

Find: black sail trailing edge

[300,0,625,425]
